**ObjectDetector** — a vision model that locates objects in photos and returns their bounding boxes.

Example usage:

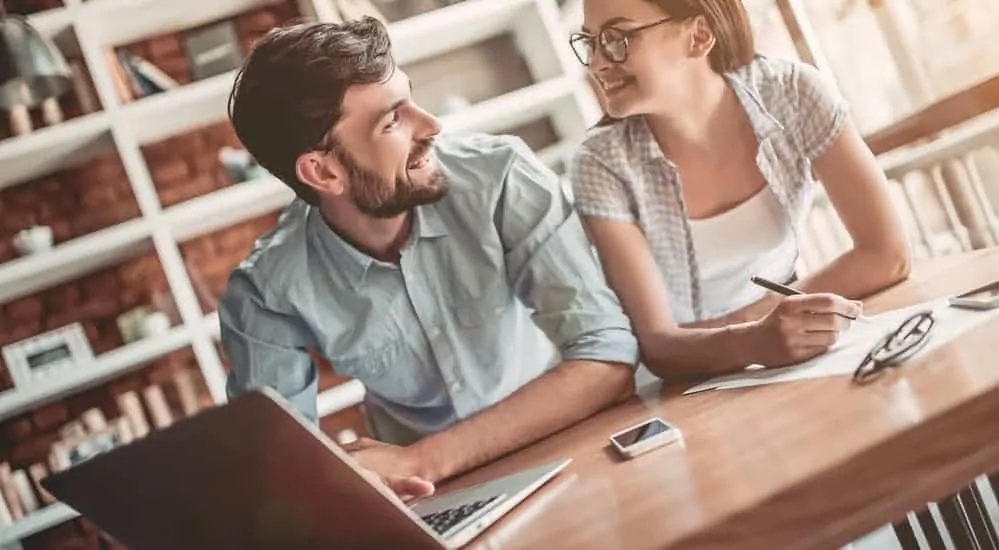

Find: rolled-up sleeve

[219,270,319,424]
[496,137,639,368]
[793,62,849,161]
[569,147,636,223]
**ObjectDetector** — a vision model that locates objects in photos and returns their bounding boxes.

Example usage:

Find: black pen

[750,276,866,323]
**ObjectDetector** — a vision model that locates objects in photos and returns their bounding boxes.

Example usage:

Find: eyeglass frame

[568,16,674,67]
[852,310,936,385]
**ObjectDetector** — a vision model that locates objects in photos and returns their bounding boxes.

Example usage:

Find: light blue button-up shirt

[219,132,639,442]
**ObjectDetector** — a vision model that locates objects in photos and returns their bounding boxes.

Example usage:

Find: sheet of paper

[683,299,999,395]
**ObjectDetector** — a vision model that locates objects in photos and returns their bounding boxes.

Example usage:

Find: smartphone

[948,281,999,310]
[609,417,682,459]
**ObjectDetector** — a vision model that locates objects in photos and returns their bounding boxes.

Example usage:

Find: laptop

[42,387,571,550]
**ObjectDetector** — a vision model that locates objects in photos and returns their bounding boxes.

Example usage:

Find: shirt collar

[307,203,448,290]
[723,65,784,142]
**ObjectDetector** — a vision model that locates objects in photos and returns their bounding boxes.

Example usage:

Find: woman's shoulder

[729,55,841,109]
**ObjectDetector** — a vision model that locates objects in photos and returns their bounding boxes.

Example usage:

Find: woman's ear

[688,15,716,59]
[296,150,345,198]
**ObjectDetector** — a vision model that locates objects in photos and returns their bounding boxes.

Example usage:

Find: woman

[568,0,911,381]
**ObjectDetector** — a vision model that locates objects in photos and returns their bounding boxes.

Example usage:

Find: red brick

[112,200,141,221]
[149,157,189,186]
[44,284,83,314]
[37,178,63,195]
[75,297,120,323]
[189,151,220,175]
[141,140,173,164]
[32,401,69,431]
[156,54,192,85]
[78,185,117,208]
[47,219,72,243]
[2,319,42,347]
[158,182,199,207]
[1,208,34,233]
[10,433,59,467]
[71,208,119,235]
[147,35,182,59]
[6,295,43,322]
[80,271,118,299]
[126,42,150,60]
[0,417,33,446]
[67,388,114,419]
[168,133,204,158]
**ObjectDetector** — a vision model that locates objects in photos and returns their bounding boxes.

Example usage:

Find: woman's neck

[643,68,740,159]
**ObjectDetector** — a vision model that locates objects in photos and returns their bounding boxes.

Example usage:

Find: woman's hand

[745,293,862,367]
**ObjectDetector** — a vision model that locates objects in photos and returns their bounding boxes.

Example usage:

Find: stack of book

[0,370,205,524]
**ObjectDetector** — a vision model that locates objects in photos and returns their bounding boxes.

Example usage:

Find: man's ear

[296,150,345,197]
[688,15,716,60]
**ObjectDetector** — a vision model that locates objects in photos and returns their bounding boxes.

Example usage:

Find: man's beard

[338,139,449,218]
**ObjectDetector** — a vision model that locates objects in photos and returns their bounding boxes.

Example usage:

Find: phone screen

[612,419,673,448]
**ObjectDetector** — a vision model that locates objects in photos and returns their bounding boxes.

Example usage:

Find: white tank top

[688,186,798,320]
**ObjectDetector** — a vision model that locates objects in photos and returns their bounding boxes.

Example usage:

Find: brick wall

[141,120,244,208]
[0,252,174,392]
[2,348,214,550]
[0,152,140,265]
[181,212,282,313]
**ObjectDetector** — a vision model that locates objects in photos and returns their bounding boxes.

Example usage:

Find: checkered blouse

[570,55,849,323]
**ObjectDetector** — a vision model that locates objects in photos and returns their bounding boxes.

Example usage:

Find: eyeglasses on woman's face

[568,17,673,67]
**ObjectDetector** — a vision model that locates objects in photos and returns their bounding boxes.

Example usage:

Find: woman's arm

[793,118,912,296]
[581,216,859,379]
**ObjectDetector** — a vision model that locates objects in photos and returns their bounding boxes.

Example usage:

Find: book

[0,463,24,521]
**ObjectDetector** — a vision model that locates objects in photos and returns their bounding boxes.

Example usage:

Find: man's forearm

[411,360,634,483]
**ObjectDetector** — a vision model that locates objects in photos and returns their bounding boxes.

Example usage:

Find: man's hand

[344,437,436,502]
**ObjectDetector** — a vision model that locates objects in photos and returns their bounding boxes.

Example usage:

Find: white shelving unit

[0,0,597,545]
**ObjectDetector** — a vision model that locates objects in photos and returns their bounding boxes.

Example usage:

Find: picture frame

[1,323,95,391]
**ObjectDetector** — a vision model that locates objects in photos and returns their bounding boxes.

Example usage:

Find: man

[220,17,639,498]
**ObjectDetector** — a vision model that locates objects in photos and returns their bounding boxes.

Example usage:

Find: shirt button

[449,379,463,392]
[428,327,441,339]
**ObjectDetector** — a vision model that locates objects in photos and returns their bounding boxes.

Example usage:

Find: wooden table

[450,248,999,550]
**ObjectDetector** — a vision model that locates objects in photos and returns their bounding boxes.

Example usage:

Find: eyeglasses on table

[852,310,936,385]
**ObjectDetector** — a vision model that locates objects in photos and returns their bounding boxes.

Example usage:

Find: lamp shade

[0,14,72,110]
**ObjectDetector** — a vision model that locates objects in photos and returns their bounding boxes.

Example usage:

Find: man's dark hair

[227,17,395,206]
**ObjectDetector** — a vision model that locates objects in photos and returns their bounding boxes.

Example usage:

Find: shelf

[26,7,74,40]
[0,113,113,191]
[81,0,285,48]
[440,76,575,134]
[163,176,295,242]
[0,503,79,547]
[391,0,535,66]
[0,326,193,422]
[202,311,221,339]
[0,219,152,305]
[123,70,239,145]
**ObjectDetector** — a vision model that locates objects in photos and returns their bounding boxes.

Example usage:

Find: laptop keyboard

[420,495,501,535]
